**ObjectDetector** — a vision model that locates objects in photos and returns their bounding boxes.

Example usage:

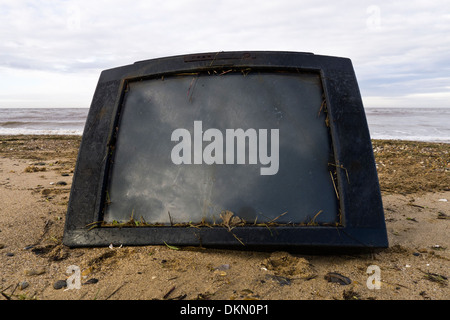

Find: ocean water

[0,107,448,143]
[0,108,89,135]
[365,107,450,143]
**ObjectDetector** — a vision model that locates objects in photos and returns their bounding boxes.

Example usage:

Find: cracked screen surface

[103,71,339,225]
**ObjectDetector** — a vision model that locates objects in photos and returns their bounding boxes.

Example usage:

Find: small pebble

[53,280,67,290]
[324,272,352,285]
[6,252,14,257]
[213,270,227,276]
[41,189,52,196]
[24,268,46,276]
[265,274,291,286]
[56,181,67,186]
[83,278,99,285]
[19,281,29,290]
[214,264,230,271]
[413,252,421,256]
[61,173,70,176]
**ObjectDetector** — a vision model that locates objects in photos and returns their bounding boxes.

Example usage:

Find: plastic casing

[63,51,388,251]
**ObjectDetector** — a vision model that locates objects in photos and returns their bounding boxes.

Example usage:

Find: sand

[0,136,448,301]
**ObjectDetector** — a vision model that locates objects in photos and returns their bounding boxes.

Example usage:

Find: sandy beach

[0,135,448,301]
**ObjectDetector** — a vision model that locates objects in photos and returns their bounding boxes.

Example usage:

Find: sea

[364,107,450,143]
[0,107,449,143]
[0,108,89,136]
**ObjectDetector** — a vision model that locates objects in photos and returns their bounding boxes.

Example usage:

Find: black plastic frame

[63,51,388,250]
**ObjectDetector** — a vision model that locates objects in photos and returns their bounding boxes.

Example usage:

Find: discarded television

[63,51,388,249]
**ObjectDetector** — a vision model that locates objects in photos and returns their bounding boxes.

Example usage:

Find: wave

[0,127,84,135]
[0,120,85,128]
[0,121,34,128]
[0,108,87,135]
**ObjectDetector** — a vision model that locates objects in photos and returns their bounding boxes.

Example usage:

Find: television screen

[63,51,388,250]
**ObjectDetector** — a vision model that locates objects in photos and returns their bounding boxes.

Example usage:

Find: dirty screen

[103,71,339,225]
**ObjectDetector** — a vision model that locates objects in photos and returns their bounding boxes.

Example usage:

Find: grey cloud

[0,0,449,108]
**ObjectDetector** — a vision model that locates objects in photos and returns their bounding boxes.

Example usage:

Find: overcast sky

[0,0,449,108]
